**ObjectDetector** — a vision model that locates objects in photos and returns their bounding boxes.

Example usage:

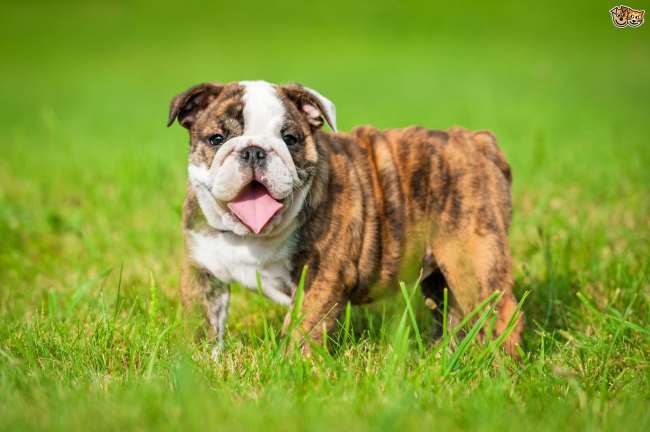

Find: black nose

[240,146,267,165]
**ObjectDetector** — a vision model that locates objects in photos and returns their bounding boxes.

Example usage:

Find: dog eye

[208,134,225,146]
[282,134,298,146]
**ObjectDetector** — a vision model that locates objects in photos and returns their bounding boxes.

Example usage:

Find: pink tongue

[227,182,284,234]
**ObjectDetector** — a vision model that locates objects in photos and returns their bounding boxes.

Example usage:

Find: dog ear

[281,84,337,132]
[167,83,224,129]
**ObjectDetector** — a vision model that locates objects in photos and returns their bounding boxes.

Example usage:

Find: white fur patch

[240,80,286,136]
[189,228,296,305]
[188,163,211,187]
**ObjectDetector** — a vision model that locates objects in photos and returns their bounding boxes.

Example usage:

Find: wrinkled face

[168,81,336,236]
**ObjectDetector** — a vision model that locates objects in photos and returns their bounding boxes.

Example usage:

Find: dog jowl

[168,80,523,359]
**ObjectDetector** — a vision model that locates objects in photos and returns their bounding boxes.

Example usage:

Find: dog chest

[188,229,295,305]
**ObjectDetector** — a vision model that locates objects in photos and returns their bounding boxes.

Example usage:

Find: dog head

[168,81,336,236]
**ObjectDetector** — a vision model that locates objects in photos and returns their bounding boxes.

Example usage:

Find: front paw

[210,343,223,362]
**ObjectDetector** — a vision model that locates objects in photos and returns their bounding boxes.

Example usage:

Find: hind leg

[431,231,523,355]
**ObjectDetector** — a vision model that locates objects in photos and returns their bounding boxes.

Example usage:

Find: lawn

[1,0,649,430]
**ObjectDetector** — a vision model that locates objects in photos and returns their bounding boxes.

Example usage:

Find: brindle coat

[171,82,523,356]
[287,126,522,353]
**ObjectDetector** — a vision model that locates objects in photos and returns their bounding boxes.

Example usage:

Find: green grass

[1,0,649,430]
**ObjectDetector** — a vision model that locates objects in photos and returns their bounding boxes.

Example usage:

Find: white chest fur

[188,229,295,305]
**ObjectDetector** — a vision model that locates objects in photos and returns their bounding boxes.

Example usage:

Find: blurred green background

[1,0,649,430]
[2,0,647,282]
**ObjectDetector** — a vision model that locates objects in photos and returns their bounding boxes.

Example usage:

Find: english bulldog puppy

[168,81,523,357]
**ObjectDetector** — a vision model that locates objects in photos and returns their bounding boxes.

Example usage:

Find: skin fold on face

[171,81,330,237]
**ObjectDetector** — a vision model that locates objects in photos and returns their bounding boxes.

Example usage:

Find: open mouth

[227,181,284,234]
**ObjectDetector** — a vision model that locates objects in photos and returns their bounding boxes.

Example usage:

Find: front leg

[287,279,346,355]
[203,277,231,359]
[181,261,231,359]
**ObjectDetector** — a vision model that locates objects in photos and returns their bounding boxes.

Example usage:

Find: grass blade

[399,280,424,354]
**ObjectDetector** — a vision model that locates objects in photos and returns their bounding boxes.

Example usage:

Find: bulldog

[168,80,523,357]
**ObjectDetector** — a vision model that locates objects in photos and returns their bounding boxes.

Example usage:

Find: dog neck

[301,130,331,218]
